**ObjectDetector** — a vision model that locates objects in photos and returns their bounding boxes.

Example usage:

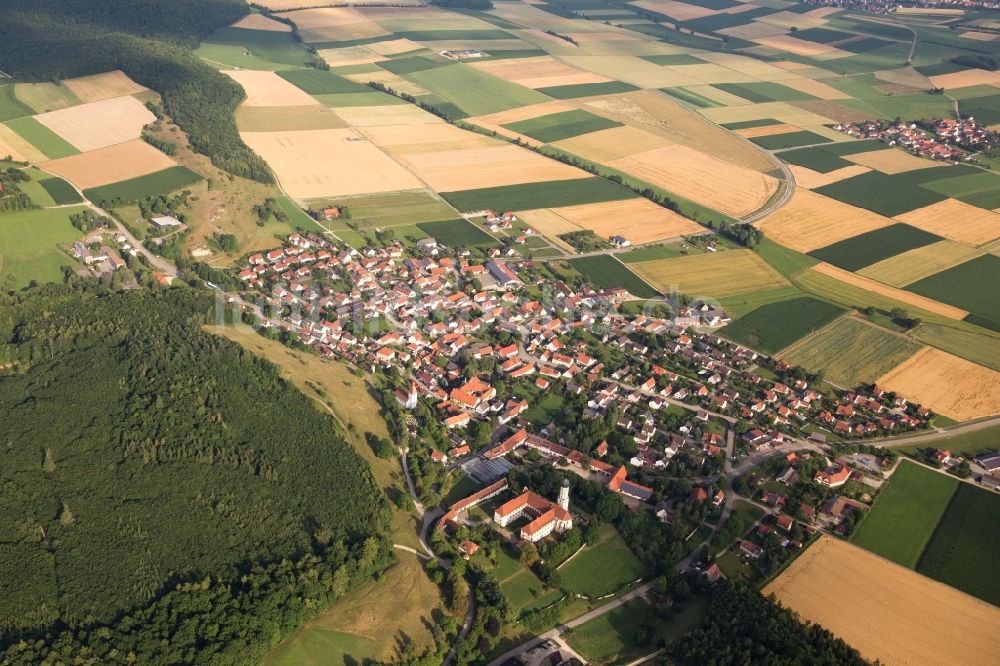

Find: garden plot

[34,95,154,152]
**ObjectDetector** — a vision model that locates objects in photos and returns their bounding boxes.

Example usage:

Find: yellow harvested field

[396,144,582,191]
[367,38,423,56]
[758,188,895,251]
[811,262,968,319]
[552,198,702,244]
[631,249,788,298]
[765,536,1000,666]
[40,139,176,189]
[232,13,291,31]
[756,10,828,30]
[319,46,386,67]
[789,164,870,189]
[0,123,45,163]
[553,125,672,162]
[718,21,788,40]
[584,91,777,172]
[630,0,715,20]
[241,129,424,198]
[700,100,832,127]
[609,144,778,218]
[235,105,348,132]
[256,0,421,8]
[562,55,701,89]
[697,53,801,81]
[895,198,1000,246]
[363,122,498,153]
[845,148,945,174]
[518,208,583,237]
[878,347,1000,420]
[753,34,848,58]
[962,31,1000,41]
[859,240,984,287]
[344,69,427,96]
[475,101,576,125]
[62,70,146,103]
[734,123,800,138]
[471,56,610,89]
[34,95,154,152]
[282,7,389,41]
[224,70,318,107]
[929,69,1000,89]
[875,66,931,89]
[667,62,750,85]
[333,104,444,127]
[779,77,849,100]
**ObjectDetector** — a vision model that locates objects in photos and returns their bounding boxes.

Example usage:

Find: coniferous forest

[0,285,391,664]
[0,0,273,183]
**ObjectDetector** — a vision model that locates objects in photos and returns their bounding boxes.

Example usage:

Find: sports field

[851,460,958,568]
[719,296,845,353]
[780,316,920,387]
[765,536,1000,666]
[559,524,645,598]
[629,250,789,299]
[0,207,86,290]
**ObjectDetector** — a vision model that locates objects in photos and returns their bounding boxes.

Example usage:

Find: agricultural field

[851,460,958,568]
[568,255,657,299]
[82,166,201,206]
[918,484,1000,608]
[629,250,789,300]
[559,524,646,598]
[780,316,920,388]
[894,198,1000,247]
[906,255,1000,329]
[0,84,32,122]
[718,296,845,354]
[765,536,1000,666]
[808,223,942,272]
[539,198,702,246]
[41,139,179,190]
[61,70,147,103]
[441,178,634,212]
[32,95,154,152]
[757,188,895,252]
[12,82,82,113]
[815,170,946,217]
[416,219,495,247]
[4,117,79,160]
[857,240,983,288]
[0,206,87,291]
[876,347,1000,422]
[502,109,622,143]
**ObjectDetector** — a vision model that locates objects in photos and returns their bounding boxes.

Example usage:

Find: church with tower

[493,479,573,542]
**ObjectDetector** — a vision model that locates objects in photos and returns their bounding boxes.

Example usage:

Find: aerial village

[833,116,1000,159]
[230,227,949,588]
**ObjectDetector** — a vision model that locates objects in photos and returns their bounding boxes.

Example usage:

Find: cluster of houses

[233,233,937,536]
[832,119,983,161]
[70,233,129,275]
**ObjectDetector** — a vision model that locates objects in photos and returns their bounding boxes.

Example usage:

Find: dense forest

[0,284,391,663]
[0,0,273,183]
[667,582,870,665]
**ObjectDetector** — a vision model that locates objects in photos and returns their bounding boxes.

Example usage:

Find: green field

[5,117,79,159]
[441,178,634,212]
[11,82,82,114]
[320,190,457,228]
[819,139,891,156]
[959,92,1000,126]
[490,544,562,614]
[778,146,854,173]
[780,317,921,387]
[38,176,83,205]
[661,86,722,108]
[907,255,1000,329]
[564,598,656,664]
[917,483,1000,607]
[641,53,705,65]
[721,118,784,131]
[559,524,646,598]
[815,171,946,217]
[0,206,86,290]
[719,296,846,354]
[896,425,1000,458]
[503,109,621,143]
[0,84,32,122]
[83,166,201,205]
[851,460,958,568]
[200,26,312,67]
[910,323,1000,373]
[569,255,657,299]
[536,81,638,99]
[277,69,369,94]
[809,223,942,272]
[416,219,495,247]
[395,29,514,41]
[713,82,817,104]
[402,64,550,116]
[918,170,1000,210]
[751,130,832,151]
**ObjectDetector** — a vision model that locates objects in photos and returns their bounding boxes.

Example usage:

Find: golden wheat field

[231,13,291,31]
[470,56,611,89]
[552,125,672,162]
[283,7,389,42]
[224,70,319,107]
[877,347,1000,420]
[757,188,895,251]
[235,105,348,132]
[845,149,947,174]
[733,123,800,138]
[929,68,1000,89]
[778,77,848,100]
[34,95,156,152]
[552,198,703,244]
[788,164,870,189]
[241,129,424,198]
[810,263,968,319]
[858,241,984,287]
[765,536,1000,666]
[362,122,498,153]
[334,104,443,127]
[40,139,177,189]
[395,144,582,191]
[610,144,778,218]
[62,70,146,103]
[630,249,789,298]
[895,198,1000,246]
